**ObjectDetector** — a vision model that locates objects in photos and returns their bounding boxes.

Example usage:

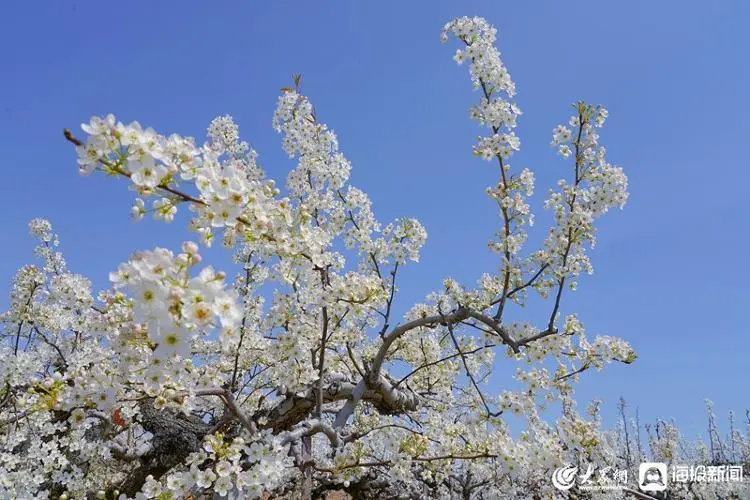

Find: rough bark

[117,401,213,497]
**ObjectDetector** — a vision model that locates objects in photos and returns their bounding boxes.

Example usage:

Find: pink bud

[182,241,199,254]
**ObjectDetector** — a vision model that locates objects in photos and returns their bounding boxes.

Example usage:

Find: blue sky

[1,1,748,444]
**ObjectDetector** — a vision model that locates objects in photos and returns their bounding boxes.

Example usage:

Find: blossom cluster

[76,113,297,254]
[538,102,630,295]
[138,432,293,499]
[442,16,539,315]
[109,243,242,360]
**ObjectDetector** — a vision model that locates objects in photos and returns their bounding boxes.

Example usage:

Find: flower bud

[182,241,199,254]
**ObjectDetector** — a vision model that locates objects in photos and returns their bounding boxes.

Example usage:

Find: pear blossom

[1,15,743,500]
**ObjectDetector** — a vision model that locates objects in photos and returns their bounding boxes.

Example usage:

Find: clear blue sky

[1,1,748,443]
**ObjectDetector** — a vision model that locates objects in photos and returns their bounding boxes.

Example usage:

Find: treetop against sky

[0,2,748,499]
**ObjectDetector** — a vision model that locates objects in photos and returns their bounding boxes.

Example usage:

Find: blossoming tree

[1,15,745,500]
